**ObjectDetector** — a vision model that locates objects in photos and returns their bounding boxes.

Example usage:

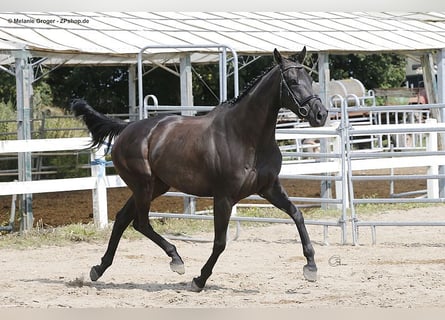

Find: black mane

[226,64,275,105]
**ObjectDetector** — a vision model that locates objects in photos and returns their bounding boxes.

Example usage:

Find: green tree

[329,53,406,89]
[46,66,130,114]
[0,72,16,104]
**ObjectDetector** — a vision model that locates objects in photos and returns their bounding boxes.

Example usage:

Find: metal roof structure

[1,12,445,66]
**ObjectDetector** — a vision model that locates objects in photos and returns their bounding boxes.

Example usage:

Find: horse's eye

[289,79,299,85]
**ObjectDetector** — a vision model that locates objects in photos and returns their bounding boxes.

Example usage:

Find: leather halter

[279,65,321,119]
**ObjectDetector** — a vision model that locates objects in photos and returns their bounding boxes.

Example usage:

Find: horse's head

[274,47,328,127]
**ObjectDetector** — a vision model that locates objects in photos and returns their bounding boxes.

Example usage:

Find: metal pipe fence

[333,100,445,245]
[2,99,445,246]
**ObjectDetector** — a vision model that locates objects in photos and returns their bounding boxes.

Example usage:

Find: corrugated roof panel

[183,19,234,32]
[306,12,349,19]
[133,30,193,46]
[178,12,222,20]
[235,19,283,32]
[327,12,359,18]
[152,19,200,32]
[287,19,334,32]
[166,31,217,45]
[222,31,276,50]
[0,16,13,28]
[0,38,23,50]
[346,31,404,51]
[2,28,65,49]
[401,12,445,21]
[363,31,417,50]
[80,15,137,31]
[323,32,372,50]
[358,17,403,31]
[396,30,445,50]
[93,15,145,31]
[417,31,445,45]
[207,12,246,20]
[125,12,166,20]
[309,18,357,31]
[302,31,349,50]
[283,12,325,20]
[417,33,445,48]
[36,29,107,51]
[253,32,305,51]
[406,20,445,32]
[220,12,259,19]
[278,31,334,51]
[259,19,309,32]
[201,31,261,51]
[207,19,261,32]
[243,12,296,20]
[339,18,383,31]
[99,12,134,19]
[156,12,193,20]
[387,30,432,49]
[1,12,445,66]
[105,30,165,48]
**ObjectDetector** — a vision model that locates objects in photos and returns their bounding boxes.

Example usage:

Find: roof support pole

[179,54,196,215]
[318,52,330,108]
[219,47,227,102]
[318,52,332,209]
[180,54,194,116]
[15,51,34,231]
[420,49,445,197]
[436,48,445,197]
[421,52,438,107]
[128,64,137,121]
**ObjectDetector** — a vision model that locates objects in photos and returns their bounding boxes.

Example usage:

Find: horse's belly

[152,162,214,197]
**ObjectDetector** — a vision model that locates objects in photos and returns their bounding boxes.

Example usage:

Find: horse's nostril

[317,112,324,120]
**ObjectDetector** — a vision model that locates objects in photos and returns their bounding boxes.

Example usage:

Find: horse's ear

[273,48,283,65]
[295,46,307,64]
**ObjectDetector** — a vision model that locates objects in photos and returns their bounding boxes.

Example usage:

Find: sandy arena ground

[0,205,444,308]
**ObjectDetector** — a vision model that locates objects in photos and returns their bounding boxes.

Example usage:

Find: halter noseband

[279,65,321,119]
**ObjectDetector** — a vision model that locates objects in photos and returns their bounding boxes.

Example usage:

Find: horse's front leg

[191,196,232,292]
[90,197,135,281]
[261,179,317,282]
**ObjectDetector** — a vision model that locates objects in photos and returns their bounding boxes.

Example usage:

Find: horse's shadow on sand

[26,277,259,294]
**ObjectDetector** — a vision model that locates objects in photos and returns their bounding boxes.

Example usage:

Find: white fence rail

[2,104,445,244]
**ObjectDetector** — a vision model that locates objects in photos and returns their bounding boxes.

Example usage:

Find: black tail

[71,99,128,149]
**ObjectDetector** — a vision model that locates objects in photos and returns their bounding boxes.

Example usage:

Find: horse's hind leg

[90,197,135,281]
[131,180,185,274]
[261,179,317,282]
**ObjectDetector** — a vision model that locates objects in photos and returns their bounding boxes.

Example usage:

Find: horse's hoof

[170,262,185,275]
[90,266,101,282]
[190,279,204,292]
[303,265,318,282]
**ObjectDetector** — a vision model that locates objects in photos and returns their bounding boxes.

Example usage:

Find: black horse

[72,48,328,292]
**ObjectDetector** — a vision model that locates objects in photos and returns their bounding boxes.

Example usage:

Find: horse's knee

[213,238,227,254]
[132,219,142,232]
[290,206,306,222]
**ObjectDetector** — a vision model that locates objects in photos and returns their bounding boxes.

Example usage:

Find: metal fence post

[426,118,439,198]
[15,51,34,231]
[437,49,445,197]
[318,52,331,209]
[90,145,109,229]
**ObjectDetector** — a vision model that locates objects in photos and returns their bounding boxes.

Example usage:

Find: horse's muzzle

[308,101,328,127]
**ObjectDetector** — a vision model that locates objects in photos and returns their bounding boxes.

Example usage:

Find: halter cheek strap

[279,66,321,119]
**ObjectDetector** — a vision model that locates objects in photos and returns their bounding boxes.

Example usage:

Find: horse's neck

[230,67,281,143]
